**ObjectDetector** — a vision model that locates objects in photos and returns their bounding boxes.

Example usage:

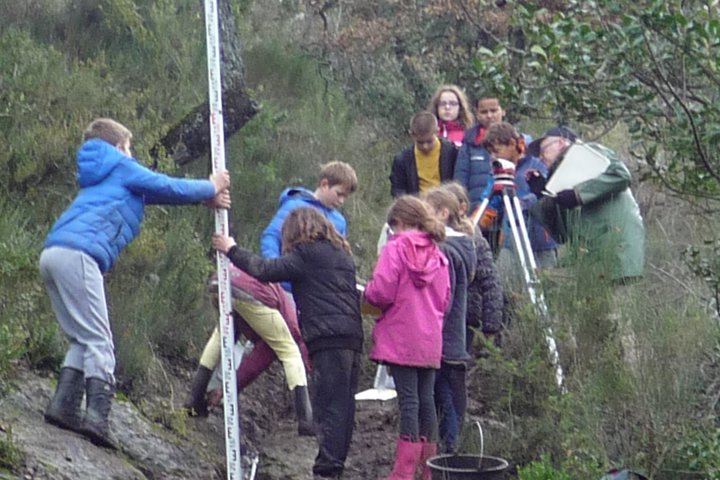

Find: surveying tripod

[471,161,565,391]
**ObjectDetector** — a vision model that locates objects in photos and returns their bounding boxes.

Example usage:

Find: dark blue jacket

[44,139,215,272]
[439,229,477,362]
[453,125,493,209]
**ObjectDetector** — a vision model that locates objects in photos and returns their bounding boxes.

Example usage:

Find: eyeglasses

[438,101,459,108]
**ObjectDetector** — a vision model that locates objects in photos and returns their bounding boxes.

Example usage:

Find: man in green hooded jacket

[525,126,645,283]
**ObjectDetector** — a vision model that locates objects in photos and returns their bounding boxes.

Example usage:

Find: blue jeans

[434,361,467,453]
[389,364,437,441]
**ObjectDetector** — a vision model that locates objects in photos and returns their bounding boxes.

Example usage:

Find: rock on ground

[0,361,402,480]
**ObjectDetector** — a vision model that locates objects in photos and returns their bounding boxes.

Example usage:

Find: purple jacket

[365,230,450,368]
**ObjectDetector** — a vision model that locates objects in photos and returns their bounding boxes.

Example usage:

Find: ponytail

[423,188,474,236]
[422,215,447,243]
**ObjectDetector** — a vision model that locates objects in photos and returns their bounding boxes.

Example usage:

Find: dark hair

[473,94,500,108]
[281,207,351,254]
[423,187,474,236]
[386,195,445,243]
[482,122,521,149]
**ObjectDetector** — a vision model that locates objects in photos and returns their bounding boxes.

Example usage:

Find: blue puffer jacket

[453,124,493,209]
[44,139,216,272]
[259,187,347,258]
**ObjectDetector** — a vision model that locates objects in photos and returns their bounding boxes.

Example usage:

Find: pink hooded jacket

[365,229,450,368]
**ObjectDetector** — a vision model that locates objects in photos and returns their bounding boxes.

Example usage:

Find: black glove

[555,189,579,209]
[526,171,547,197]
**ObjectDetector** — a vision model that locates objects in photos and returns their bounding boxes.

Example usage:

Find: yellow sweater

[415,138,441,193]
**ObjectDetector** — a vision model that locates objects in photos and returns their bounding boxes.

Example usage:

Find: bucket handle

[476,420,484,471]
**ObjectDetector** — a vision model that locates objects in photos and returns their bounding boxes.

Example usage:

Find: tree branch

[151,0,259,167]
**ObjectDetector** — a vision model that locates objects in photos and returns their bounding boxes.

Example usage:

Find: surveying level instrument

[472,159,565,391]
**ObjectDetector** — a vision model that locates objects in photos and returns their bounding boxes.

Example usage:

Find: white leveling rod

[204,0,242,478]
[473,160,565,391]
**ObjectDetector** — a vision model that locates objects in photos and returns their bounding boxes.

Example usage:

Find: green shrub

[107,207,215,385]
[518,454,571,480]
[0,426,24,472]
[0,201,64,373]
[675,427,720,480]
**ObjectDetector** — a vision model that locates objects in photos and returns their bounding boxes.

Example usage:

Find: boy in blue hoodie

[40,118,230,450]
[260,161,357,259]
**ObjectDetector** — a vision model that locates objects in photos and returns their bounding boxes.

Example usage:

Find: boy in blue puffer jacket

[40,118,230,450]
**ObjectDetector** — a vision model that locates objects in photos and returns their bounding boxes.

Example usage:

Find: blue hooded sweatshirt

[259,187,347,258]
[44,138,216,272]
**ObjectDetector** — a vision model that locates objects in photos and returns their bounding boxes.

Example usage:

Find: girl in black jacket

[213,207,363,479]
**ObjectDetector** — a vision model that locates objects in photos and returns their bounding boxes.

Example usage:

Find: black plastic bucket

[426,454,509,480]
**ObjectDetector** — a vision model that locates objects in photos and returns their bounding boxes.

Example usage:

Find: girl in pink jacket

[364,195,451,480]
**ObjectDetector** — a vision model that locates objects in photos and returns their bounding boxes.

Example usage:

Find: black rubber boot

[79,378,119,450]
[183,365,213,417]
[44,367,85,433]
[294,385,315,437]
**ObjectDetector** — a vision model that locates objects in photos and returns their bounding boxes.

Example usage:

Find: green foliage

[0,0,210,215]
[470,0,720,199]
[684,238,720,318]
[3,6,720,479]
[0,426,24,472]
[0,200,39,279]
[0,324,24,390]
[0,201,64,373]
[229,38,391,270]
[675,427,720,479]
[517,453,572,480]
[140,398,188,437]
[108,208,215,384]
[0,28,97,201]
[473,210,719,479]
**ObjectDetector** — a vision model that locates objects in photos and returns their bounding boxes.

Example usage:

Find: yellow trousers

[199,300,307,389]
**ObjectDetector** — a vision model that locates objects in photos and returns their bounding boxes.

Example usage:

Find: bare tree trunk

[152,0,259,166]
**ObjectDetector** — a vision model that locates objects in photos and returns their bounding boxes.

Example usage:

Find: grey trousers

[39,246,115,384]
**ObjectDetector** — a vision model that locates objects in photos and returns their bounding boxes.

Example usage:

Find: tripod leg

[470,197,490,226]
[502,189,566,391]
[511,195,538,272]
